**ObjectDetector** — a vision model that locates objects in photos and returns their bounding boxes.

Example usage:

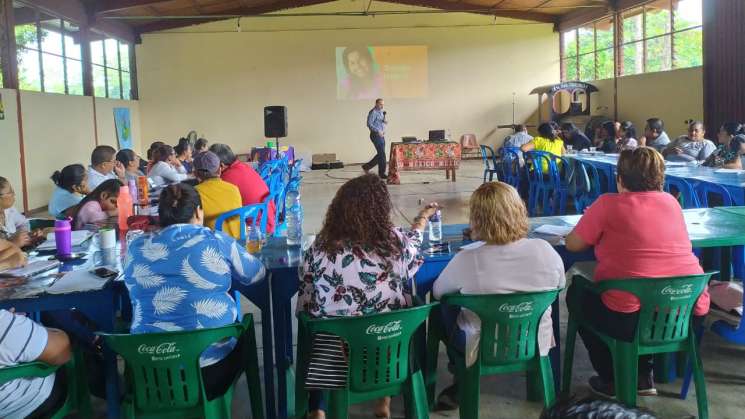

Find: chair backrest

[524,151,559,184]
[443,290,559,366]
[480,145,497,170]
[460,134,478,149]
[696,182,734,207]
[214,203,268,241]
[500,148,522,187]
[300,304,436,393]
[594,274,713,346]
[101,320,245,413]
[0,361,60,384]
[664,176,700,208]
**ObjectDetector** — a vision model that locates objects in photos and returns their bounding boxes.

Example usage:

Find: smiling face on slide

[346,50,371,79]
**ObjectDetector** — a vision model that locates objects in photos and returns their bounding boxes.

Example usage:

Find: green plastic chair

[425,290,560,418]
[0,347,92,419]
[294,303,438,419]
[99,314,264,419]
[563,272,713,419]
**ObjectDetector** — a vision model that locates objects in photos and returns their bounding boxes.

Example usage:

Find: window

[91,37,132,100]
[14,5,83,95]
[561,17,615,82]
[560,0,702,81]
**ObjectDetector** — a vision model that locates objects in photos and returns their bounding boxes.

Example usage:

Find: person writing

[662,121,716,162]
[560,122,591,151]
[362,98,388,179]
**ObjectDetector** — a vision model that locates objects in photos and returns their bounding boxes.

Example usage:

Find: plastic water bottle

[285,190,303,246]
[54,218,72,258]
[117,184,133,232]
[429,209,442,243]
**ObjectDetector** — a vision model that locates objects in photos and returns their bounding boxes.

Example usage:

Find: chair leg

[538,356,556,408]
[328,389,350,419]
[458,363,481,419]
[404,369,430,419]
[612,343,638,407]
[483,171,487,183]
[424,314,441,409]
[244,321,265,419]
[688,334,709,419]
[562,316,578,395]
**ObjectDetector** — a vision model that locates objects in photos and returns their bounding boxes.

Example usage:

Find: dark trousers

[570,286,653,382]
[202,338,246,401]
[362,132,387,176]
[28,369,68,419]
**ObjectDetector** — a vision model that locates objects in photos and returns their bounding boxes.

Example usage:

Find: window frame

[560,0,702,82]
[91,37,132,100]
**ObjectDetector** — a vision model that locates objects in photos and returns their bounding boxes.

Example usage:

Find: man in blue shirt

[363,98,388,179]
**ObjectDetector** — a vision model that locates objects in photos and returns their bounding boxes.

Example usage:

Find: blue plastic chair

[574,160,602,213]
[525,151,561,216]
[214,203,268,243]
[552,156,573,215]
[480,145,500,183]
[664,176,700,209]
[695,182,734,207]
[499,147,522,189]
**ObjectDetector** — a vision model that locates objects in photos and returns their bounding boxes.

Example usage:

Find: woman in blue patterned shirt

[124,183,265,400]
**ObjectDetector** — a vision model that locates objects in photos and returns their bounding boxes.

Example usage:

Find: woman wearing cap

[193,151,243,239]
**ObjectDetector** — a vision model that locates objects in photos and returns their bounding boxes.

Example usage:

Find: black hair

[91,145,117,167]
[342,46,374,76]
[174,137,192,156]
[689,120,705,131]
[721,122,744,137]
[620,121,637,139]
[208,143,237,166]
[0,176,9,190]
[538,122,557,140]
[158,183,202,227]
[147,141,165,160]
[561,122,577,132]
[70,179,121,226]
[540,396,658,419]
[153,145,175,163]
[194,138,208,152]
[601,121,617,140]
[729,134,745,154]
[116,149,137,168]
[514,124,526,132]
[646,118,665,133]
[51,164,86,192]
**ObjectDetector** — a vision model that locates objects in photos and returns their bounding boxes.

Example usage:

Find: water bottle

[428,209,442,243]
[117,184,133,232]
[54,218,72,258]
[285,190,303,246]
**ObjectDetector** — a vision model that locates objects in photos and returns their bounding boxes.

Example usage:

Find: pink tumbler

[54,218,72,258]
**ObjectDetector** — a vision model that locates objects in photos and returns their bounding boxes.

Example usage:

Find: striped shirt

[0,310,54,419]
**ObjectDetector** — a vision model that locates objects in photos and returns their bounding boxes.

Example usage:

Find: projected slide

[336,46,428,100]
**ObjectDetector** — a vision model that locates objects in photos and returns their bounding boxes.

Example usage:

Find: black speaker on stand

[264,106,287,156]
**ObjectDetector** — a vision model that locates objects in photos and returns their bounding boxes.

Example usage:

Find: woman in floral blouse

[297,174,437,419]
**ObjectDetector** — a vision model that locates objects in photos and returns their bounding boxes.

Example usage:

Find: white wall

[136,0,561,163]
[0,89,23,211]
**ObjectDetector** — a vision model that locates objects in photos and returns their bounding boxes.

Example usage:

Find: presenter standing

[363,98,388,179]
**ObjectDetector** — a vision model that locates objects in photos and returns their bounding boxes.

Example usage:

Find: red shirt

[221,160,276,233]
[573,191,709,315]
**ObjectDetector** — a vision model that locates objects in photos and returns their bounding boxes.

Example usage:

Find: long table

[259,206,745,418]
[567,153,745,204]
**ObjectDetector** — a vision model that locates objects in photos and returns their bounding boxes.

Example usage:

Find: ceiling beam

[134,0,336,33]
[94,0,172,14]
[558,0,649,31]
[17,0,137,42]
[386,0,558,23]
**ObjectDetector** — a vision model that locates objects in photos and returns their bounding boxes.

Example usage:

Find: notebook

[36,230,95,251]
[0,260,60,278]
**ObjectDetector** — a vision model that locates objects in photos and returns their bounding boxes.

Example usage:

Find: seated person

[561,122,591,151]
[0,238,27,271]
[88,145,125,190]
[0,309,72,419]
[595,121,618,153]
[703,122,744,168]
[49,165,88,219]
[193,151,243,239]
[1,177,31,247]
[639,118,670,152]
[144,141,165,174]
[296,174,437,419]
[662,121,716,162]
[124,183,264,400]
[617,121,638,151]
[565,147,709,397]
[195,138,209,154]
[727,134,745,169]
[540,396,658,419]
[116,149,145,183]
[70,179,120,230]
[432,181,565,410]
[147,145,189,187]
[209,143,276,234]
[175,138,194,174]
[504,124,533,152]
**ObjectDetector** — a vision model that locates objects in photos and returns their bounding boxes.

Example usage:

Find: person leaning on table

[564,147,710,399]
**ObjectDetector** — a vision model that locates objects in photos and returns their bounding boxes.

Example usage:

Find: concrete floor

[87,160,745,418]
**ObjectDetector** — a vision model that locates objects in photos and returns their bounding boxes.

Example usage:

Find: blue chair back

[664,176,700,208]
[499,147,522,188]
[480,145,498,170]
[575,160,602,212]
[214,203,268,242]
[696,182,734,207]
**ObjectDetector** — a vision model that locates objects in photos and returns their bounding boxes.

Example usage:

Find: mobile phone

[92,267,118,279]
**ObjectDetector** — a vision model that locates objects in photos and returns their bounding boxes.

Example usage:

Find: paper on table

[714,168,745,174]
[36,230,95,250]
[459,241,485,250]
[533,224,573,237]
[46,269,110,294]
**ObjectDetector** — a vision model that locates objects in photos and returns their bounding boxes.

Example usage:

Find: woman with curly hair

[296,174,437,419]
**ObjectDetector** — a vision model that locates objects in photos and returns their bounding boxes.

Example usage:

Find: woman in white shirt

[0,176,32,247]
[147,144,189,187]
[431,181,565,410]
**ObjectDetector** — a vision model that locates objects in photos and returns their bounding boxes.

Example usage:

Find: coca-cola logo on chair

[365,320,403,341]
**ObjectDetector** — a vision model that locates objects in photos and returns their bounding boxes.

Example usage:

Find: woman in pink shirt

[565,147,709,398]
[71,179,121,230]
